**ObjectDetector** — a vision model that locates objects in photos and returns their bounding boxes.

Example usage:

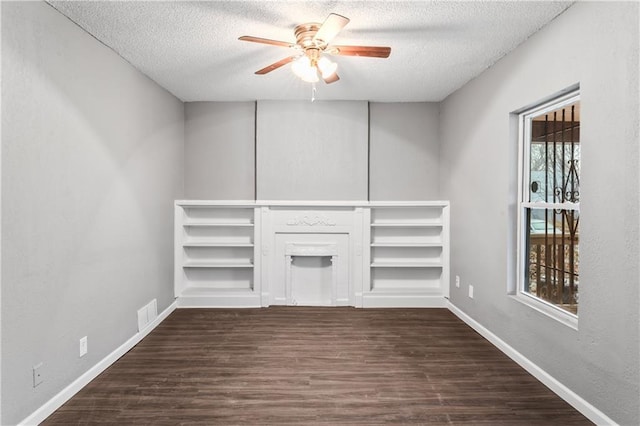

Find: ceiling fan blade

[255,56,297,75]
[331,45,391,58]
[323,72,340,84]
[313,13,350,44]
[239,36,293,48]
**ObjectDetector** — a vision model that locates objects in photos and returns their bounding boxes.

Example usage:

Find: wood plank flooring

[43,307,591,425]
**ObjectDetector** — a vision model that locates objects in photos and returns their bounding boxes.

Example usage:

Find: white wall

[185,102,255,200]
[369,103,440,200]
[439,2,639,424]
[1,3,184,424]
[256,100,368,201]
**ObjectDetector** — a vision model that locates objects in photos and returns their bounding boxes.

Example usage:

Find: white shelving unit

[364,202,450,307]
[175,201,261,307]
[175,200,449,308]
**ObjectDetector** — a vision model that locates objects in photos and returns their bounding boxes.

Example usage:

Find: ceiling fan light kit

[291,55,319,83]
[317,57,338,79]
[239,13,391,86]
[291,49,338,83]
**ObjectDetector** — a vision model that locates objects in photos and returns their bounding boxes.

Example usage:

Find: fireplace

[285,243,338,306]
[260,206,364,307]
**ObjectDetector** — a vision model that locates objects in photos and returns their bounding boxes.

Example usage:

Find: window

[517,90,580,320]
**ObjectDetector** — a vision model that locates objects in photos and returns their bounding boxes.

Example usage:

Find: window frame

[515,90,580,328]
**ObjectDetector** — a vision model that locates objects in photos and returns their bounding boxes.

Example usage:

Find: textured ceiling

[47,1,573,102]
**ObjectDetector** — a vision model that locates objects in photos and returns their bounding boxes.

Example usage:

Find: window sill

[509,293,578,331]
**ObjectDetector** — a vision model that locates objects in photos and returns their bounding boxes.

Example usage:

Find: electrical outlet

[79,336,88,357]
[468,285,474,299]
[455,275,460,288]
[33,363,44,387]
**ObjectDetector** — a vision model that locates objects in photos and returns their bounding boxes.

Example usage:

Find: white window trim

[515,90,580,328]
[510,293,578,330]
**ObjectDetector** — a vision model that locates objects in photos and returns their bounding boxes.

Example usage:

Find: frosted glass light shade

[317,56,338,79]
[291,56,319,83]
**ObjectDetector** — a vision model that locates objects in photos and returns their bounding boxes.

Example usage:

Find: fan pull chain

[311,83,317,102]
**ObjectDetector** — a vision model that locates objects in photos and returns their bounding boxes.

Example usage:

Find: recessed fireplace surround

[175,200,449,308]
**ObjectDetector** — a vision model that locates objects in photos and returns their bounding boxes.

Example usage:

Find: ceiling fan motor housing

[294,23,327,50]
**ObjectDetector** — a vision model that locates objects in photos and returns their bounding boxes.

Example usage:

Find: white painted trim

[174,204,185,298]
[18,301,178,426]
[365,201,450,207]
[522,201,580,210]
[176,200,257,207]
[176,296,261,308]
[515,90,581,329]
[520,90,580,119]
[176,200,450,208]
[447,302,617,426]
[362,294,447,308]
[510,294,578,330]
[441,204,450,299]
[257,200,368,207]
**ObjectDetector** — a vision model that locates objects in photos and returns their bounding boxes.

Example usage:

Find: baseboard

[446,301,617,426]
[18,301,177,426]
[176,295,261,308]
[362,294,447,308]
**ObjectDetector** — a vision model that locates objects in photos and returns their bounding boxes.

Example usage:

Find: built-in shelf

[370,242,441,247]
[370,262,443,268]
[368,286,443,294]
[176,203,260,307]
[370,223,442,228]
[175,201,449,308]
[366,203,449,305]
[183,262,254,268]
[183,222,254,227]
[183,242,254,247]
[181,287,255,296]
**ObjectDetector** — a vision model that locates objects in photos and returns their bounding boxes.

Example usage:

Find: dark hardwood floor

[43,307,591,425]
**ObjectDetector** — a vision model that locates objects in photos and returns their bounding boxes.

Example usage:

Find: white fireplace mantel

[175,200,449,308]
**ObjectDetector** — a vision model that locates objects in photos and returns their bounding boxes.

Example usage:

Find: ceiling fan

[239,13,391,84]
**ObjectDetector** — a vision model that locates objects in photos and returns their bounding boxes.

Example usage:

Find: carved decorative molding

[286,213,337,227]
[285,243,338,257]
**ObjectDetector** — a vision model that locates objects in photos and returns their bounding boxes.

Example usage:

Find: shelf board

[180,287,256,296]
[370,242,442,247]
[183,262,254,268]
[370,223,442,228]
[183,242,254,247]
[370,262,442,268]
[367,287,443,294]
[183,222,254,227]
